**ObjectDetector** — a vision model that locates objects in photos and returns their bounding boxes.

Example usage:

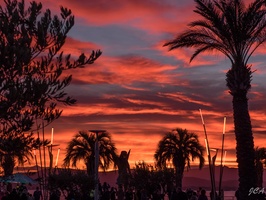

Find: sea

[163,191,236,200]
[27,189,241,200]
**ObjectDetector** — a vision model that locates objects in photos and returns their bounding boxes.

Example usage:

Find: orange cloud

[62,37,102,57]
[63,55,182,86]
[158,92,213,107]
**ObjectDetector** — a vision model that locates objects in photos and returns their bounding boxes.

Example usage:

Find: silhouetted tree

[48,168,94,200]
[154,128,205,189]
[130,161,175,199]
[164,0,266,199]
[0,0,101,135]
[0,132,49,176]
[0,0,101,176]
[130,161,156,199]
[63,131,117,177]
[0,131,49,176]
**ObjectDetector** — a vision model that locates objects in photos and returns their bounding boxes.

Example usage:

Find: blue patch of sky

[66,83,125,97]
[165,0,194,7]
[68,23,179,65]
[69,24,152,55]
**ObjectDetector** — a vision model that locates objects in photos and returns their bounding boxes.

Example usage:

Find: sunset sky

[23,0,266,170]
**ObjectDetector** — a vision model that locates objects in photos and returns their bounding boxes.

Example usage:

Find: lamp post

[211,148,219,199]
[89,130,106,200]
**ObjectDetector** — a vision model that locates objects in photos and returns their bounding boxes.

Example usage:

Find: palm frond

[63,130,117,174]
[164,0,266,66]
[154,128,205,171]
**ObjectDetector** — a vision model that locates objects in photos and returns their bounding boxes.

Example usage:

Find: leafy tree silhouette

[0,0,101,176]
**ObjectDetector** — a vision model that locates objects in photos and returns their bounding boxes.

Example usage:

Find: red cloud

[65,55,183,86]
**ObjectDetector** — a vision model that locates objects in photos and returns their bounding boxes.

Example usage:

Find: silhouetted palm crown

[63,131,117,175]
[165,0,266,66]
[154,128,204,188]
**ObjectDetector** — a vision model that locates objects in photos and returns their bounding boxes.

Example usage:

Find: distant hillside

[99,166,265,190]
[182,166,240,190]
[13,165,266,191]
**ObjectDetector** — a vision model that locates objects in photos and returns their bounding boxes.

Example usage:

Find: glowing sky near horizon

[17,0,266,169]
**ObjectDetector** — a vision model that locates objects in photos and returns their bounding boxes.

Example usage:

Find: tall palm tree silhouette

[164,0,266,198]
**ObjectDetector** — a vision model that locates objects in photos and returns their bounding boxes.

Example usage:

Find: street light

[89,130,106,200]
[210,148,219,199]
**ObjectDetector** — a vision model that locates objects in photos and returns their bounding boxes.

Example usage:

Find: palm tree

[154,128,205,189]
[0,131,47,176]
[63,130,117,176]
[254,147,266,188]
[163,0,266,199]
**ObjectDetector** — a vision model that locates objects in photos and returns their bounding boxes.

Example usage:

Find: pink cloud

[64,55,181,86]
[61,37,102,57]
[60,103,184,116]
[156,40,226,67]
[158,92,213,107]
[41,0,196,35]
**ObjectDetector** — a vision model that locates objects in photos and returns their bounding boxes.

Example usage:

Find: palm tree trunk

[3,154,15,176]
[232,94,256,200]
[175,165,184,189]
[86,160,95,178]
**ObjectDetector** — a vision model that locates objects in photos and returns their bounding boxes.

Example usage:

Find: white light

[51,128,54,145]
[55,148,60,167]
[223,117,226,134]
[223,151,227,166]
[205,139,209,156]
[199,109,205,125]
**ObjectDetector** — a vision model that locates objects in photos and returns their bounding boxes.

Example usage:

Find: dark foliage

[0,0,101,134]
[48,168,94,200]
[130,161,175,199]
[0,0,101,176]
